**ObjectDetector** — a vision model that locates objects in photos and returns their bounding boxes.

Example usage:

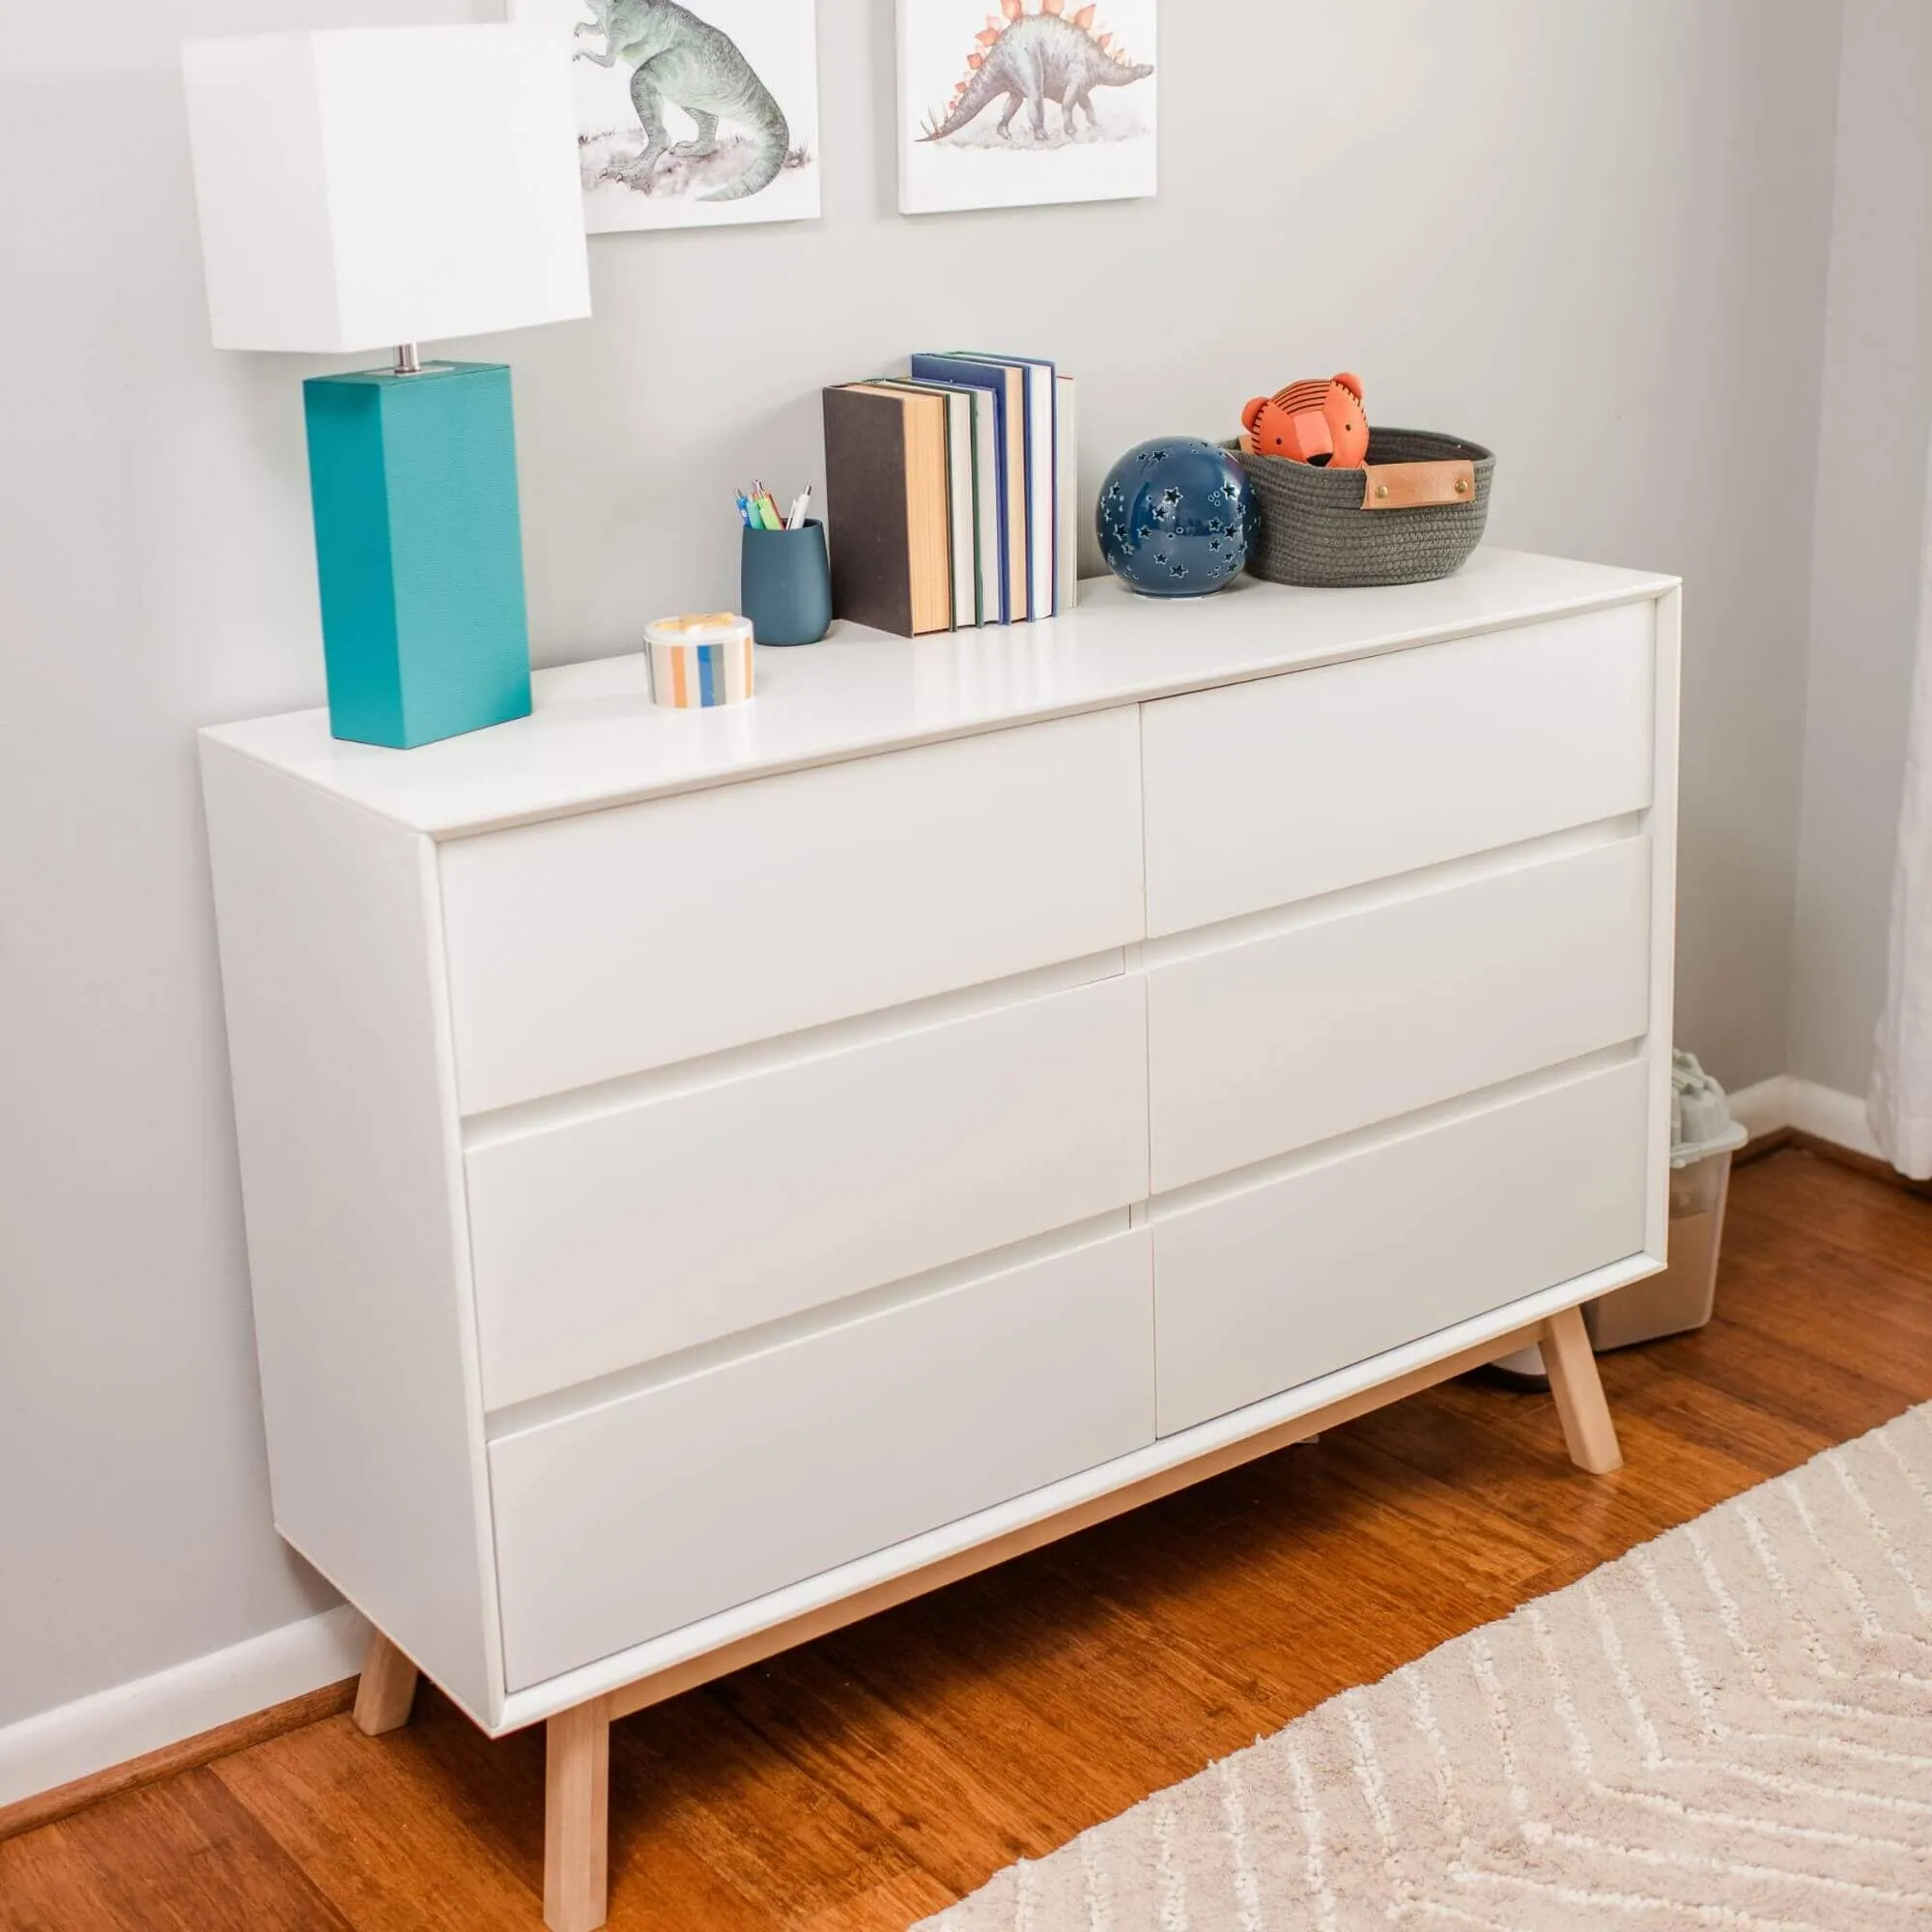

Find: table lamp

[182,26,591,749]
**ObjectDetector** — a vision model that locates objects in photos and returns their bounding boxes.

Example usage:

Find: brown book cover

[822,384,952,638]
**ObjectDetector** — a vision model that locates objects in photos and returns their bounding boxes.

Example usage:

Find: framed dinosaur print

[897,0,1156,216]
[509,0,822,232]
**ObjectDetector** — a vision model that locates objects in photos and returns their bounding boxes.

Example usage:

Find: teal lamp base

[303,362,533,750]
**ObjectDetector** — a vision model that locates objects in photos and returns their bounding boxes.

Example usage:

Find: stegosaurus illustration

[921,0,1153,145]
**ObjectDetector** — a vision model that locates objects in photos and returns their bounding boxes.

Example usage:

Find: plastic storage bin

[1587,1125,1738,1349]
[1494,1052,1747,1378]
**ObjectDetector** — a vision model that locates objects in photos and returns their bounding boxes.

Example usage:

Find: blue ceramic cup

[741,520,833,647]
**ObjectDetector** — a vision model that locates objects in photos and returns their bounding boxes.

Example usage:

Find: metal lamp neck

[393,343,423,377]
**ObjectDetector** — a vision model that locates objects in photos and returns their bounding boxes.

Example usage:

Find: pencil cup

[741,520,832,647]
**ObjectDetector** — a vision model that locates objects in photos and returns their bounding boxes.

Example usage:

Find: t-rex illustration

[922,0,1152,145]
[575,0,790,202]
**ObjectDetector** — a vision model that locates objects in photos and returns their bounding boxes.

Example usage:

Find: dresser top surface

[201,547,1676,838]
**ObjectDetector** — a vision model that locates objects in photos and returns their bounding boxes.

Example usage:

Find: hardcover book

[953,353,1057,619]
[1056,373,1079,611]
[822,384,954,638]
[872,380,981,627]
[910,353,1025,622]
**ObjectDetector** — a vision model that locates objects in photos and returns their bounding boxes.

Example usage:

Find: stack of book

[821,354,1079,638]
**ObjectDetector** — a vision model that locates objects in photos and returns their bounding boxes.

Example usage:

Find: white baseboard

[0,1604,367,1810]
[1724,1072,1885,1162]
[1726,1074,1792,1142]
[1785,1078,1885,1161]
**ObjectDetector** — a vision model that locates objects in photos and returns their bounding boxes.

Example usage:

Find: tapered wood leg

[352,1628,419,1737]
[545,1700,611,1932]
[1541,1305,1624,1474]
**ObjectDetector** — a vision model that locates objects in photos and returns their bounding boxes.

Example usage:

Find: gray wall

[1788,0,1932,1098]
[0,0,1840,1728]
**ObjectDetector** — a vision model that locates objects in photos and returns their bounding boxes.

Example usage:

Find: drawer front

[1141,603,1655,936]
[1148,836,1652,1192]
[468,974,1151,1409]
[1154,1059,1651,1434]
[490,1226,1155,1689]
[440,709,1145,1115]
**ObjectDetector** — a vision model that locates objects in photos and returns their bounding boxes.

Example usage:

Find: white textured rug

[917,1404,1932,1931]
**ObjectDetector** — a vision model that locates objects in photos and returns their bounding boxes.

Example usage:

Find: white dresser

[202,548,1679,1931]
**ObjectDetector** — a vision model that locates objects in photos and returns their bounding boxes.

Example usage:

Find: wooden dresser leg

[545,1701,611,1932]
[352,1627,420,1737]
[1541,1306,1624,1474]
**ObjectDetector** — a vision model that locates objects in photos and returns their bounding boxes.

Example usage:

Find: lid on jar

[644,611,753,648]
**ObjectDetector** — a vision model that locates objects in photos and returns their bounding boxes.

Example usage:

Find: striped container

[644,612,755,708]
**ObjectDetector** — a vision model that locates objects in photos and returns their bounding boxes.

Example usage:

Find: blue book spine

[980,355,1058,617]
[910,355,1012,622]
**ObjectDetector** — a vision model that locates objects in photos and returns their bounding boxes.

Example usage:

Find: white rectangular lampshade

[182,26,591,355]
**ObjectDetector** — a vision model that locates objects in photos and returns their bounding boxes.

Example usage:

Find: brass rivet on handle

[1376,484,1388,499]
[1455,478,1470,494]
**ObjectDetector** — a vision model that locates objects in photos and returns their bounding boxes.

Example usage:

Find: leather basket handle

[1360,460,1476,510]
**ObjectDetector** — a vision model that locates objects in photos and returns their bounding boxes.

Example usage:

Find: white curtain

[1869,429,1932,1179]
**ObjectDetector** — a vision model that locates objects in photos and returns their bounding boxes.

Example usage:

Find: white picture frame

[510,0,822,233]
[896,0,1157,216]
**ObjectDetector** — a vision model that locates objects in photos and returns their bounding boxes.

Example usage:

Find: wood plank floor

[7,1147,1932,1931]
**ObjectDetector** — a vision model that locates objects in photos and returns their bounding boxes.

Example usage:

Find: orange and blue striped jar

[644,612,755,709]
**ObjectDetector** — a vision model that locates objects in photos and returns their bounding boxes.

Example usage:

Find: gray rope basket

[1231,428,1495,588]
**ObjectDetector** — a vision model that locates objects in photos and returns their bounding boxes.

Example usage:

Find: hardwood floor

[7,1146,1931,1931]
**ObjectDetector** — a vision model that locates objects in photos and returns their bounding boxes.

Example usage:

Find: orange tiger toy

[1239,372,1369,469]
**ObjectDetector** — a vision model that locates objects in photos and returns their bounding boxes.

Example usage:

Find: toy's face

[1321,386,1369,467]
[1250,403,1301,457]
[1244,397,1334,464]
[1240,381,1369,469]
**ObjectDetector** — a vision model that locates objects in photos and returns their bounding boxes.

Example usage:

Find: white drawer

[1141,604,1655,936]
[1153,1059,1651,1434]
[467,972,1151,1408]
[489,1225,1155,1689]
[1147,836,1652,1191]
[439,710,1145,1115]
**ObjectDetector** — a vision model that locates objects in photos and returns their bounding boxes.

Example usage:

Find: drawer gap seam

[1149,1039,1649,1220]
[463,947,1129,1149]
[1145,812,1646,966]
[483,1208,1138,1442]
